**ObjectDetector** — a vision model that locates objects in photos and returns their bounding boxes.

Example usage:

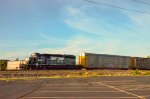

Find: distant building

[7,60,26,70]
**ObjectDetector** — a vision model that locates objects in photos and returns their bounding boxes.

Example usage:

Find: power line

[132,0,150,5]
[84,0,150,14]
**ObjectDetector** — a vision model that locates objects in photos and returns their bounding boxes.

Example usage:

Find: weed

[133,69,141,75]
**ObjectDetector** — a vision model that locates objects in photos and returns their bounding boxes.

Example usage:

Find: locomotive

[22,53,77,69]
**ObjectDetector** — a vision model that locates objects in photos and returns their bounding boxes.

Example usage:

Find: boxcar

[79,52,131,69]
[131,57,150,70]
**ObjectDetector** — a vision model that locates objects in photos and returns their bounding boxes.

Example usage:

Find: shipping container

[79,52,131,69]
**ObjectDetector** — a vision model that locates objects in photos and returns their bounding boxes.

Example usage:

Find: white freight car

[79,52,131,69]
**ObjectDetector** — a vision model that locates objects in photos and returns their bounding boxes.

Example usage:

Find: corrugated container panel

[131,57,150,70]
[137,58,150,70]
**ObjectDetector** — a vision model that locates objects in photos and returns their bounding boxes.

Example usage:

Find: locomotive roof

[32,53,75,58]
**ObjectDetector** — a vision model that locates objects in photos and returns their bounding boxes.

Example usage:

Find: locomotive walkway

[1,76,150,99]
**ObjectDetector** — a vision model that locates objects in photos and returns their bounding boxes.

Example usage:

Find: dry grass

[1,70,150,81]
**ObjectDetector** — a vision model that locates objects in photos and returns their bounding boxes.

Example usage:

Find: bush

[0,61,7,70]
[134,69,141,75]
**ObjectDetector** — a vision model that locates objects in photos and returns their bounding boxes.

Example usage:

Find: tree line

[0,60,8,70]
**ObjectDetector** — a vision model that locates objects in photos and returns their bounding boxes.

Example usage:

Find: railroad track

[0,70,139,78]
[0,70,85,78]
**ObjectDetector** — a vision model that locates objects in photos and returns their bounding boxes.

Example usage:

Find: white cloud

[129,14,150,31]
[1,33,150,60]
[66,6,81,16]
[33,34,123,56]
[64,6,113,36]
[63,6,139,38]
[62,6,150,57]
[0,33,67,60]
[2,1,150,60]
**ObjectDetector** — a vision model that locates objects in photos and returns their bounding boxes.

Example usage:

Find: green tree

[0,60,7,70]
[147,56,150,58]
[15,58,19,61]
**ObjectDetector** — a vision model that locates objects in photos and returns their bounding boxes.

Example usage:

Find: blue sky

[0,0,150,59]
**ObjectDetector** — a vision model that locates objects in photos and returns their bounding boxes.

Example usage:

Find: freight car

[131,57,150,70]
[16,52,150,70]
[20,53,77,69]
[78,52,150,70]
[78,52,131,69]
